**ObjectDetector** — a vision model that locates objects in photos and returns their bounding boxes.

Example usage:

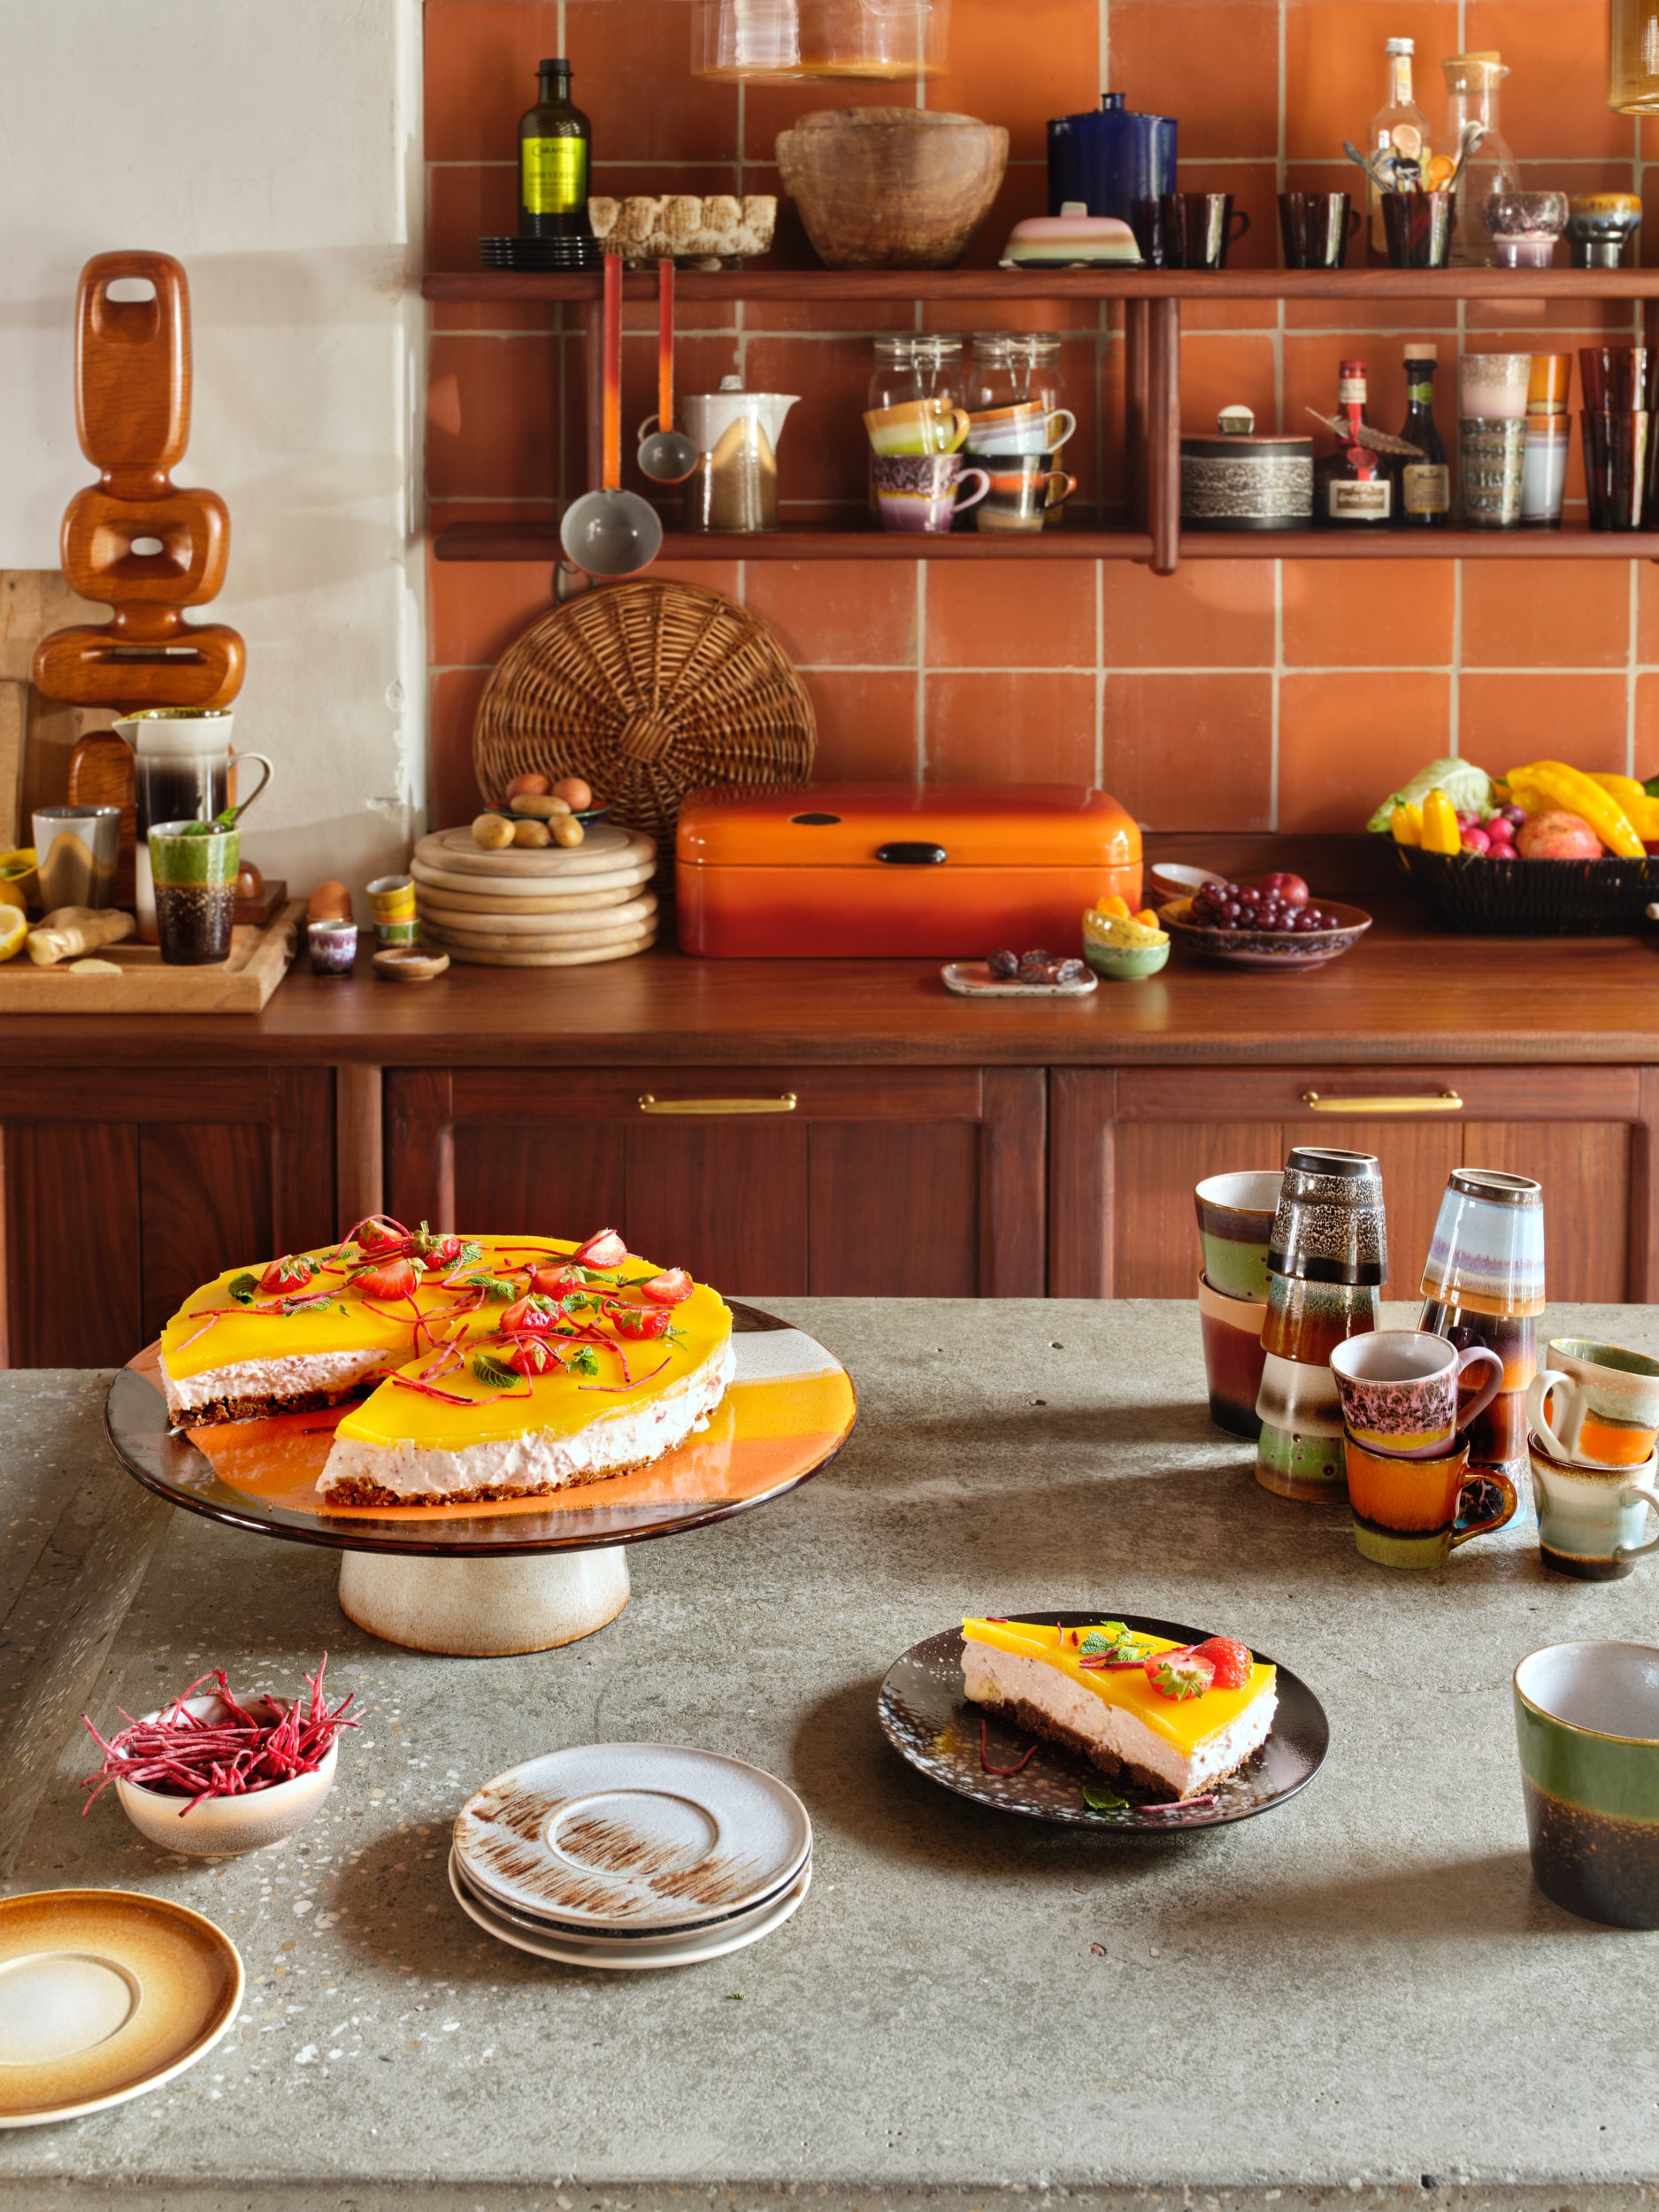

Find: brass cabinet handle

[638,1093,799,1116]
[1301,1089,1463,1115]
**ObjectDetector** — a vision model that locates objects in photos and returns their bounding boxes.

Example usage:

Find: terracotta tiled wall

[426,0,1659,835]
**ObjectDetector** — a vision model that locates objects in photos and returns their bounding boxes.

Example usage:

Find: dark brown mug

[1583,410,1654,531]
[1159,192,1250,271]
[1279,191,1359,269]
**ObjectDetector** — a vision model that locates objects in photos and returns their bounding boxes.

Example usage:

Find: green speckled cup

[1514,1641,1659,1928]
[1194,1170,1282,1304]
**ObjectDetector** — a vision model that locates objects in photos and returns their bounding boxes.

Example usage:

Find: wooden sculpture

[32,250,244,711]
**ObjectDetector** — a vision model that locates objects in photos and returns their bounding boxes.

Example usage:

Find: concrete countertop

[4,1300,1659,2212]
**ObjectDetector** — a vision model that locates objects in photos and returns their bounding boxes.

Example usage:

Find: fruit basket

[1392,844,1659,935]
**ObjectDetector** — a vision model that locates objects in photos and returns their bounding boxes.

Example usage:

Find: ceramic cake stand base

[335,1546,631,1657]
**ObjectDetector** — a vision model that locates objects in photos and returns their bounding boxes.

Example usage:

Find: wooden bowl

[775,108,1009,270]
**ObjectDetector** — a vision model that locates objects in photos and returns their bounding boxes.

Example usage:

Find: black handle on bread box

[875,842,948,865]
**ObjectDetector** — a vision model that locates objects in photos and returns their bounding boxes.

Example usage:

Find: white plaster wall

[0,0,426,897]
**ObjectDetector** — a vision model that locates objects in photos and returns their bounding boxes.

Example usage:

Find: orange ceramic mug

[1345,1432,1518,1570]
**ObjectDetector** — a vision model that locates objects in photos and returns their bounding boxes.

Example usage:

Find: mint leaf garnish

[567,1346,600,1378]
[469,1352,518,1389]
[1082,1784,1131,1814]
[227,1273,259,1305]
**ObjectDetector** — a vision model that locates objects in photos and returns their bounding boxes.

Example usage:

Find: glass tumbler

[1460,419,1527,527]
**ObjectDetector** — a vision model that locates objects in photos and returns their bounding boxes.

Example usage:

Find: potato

[551,776,593,811]
[513,818,552,849]
[511,794,573,820]
[504,772,551,800]
[472,813,514,850]
[552,815,586,849]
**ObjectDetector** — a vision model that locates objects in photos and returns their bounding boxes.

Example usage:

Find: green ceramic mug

[148,819,239,966]
[1194,1170,1282,1304]
[1513,1640,1659,1928]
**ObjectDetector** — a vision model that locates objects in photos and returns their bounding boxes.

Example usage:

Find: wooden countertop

[9,836,1656,1066]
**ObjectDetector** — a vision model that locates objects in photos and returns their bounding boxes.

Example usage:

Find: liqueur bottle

[518,58,592,242]
[1366,36,1432,261]
[1396,342,1450,528]
[1314,359,1394,528]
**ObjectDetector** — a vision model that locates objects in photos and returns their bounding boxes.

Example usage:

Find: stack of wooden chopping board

[411,825,657,967]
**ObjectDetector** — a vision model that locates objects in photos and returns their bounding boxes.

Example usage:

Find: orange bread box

[675,784,1141,957]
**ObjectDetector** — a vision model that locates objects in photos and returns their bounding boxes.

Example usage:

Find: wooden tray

[0,897,302,1014]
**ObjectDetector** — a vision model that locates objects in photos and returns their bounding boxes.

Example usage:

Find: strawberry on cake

[960,1617,1277,1801]
[157,1219,734,1508]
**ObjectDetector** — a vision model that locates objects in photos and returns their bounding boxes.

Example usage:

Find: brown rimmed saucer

[877,1612,1329,1831]
[0,1889,242,2128]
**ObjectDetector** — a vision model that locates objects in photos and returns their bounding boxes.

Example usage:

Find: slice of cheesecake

[961,1617,1277,1801]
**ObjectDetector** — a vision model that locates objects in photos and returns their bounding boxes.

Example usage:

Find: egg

[307,879,352,922]
[551,776,592,811]
[505,772,551,800]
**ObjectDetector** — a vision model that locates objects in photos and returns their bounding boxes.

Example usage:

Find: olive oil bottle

[518,58,593,244]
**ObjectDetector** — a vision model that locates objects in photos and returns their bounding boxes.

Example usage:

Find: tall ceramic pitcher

[680,376,799,532]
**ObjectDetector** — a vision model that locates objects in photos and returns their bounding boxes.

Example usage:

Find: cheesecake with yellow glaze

[157,1225,734,1507]
[961,1617,1277,1800]
[318,1267,733,1506]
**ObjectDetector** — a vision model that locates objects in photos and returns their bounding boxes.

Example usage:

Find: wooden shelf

[433,519,1659,564]
[426,265,1659,573]
[423,266,1659,304]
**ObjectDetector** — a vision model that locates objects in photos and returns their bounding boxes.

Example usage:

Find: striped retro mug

[1527,1339,1659,1470]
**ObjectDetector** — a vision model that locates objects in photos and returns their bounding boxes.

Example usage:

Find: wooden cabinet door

[1051,1064,1657,1302]
[1,1067,334,1366]
[385,1065,1046,1298]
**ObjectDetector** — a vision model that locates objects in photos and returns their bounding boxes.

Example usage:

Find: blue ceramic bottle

[1048,93,1178,265]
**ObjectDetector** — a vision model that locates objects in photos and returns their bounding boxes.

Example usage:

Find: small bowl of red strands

[84,1658,357,1858]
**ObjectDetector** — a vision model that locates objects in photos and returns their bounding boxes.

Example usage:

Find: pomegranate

[1516,810,1603,862]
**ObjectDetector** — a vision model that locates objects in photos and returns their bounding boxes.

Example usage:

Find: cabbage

[1366,757,1493,833]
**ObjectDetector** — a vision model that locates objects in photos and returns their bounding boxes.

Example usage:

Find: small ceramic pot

[114,1698,338,1857]
[307,918,358,975]
[1529,1435,1659,1581]
[1330,1329,1504,1460]
[1255,1350,1346,1502]
[1194,1169,1281,1303]
[1261,1271,1379,1365]
[1527,1338,1659,1471]
[1420,1168,1544,1317]
[1197,1271,1268,1440]
[1269,1147,1386,1286]
[1514,1641,1659,1927]
[1345,1432,1517,1569]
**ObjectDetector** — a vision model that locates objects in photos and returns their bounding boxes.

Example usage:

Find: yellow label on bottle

[522,137,588,215]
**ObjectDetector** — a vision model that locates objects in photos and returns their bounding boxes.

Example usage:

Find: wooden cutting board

[415,893,657,938]
[412,857,654,901]
[0,898,302,1014]
[433,926,657,970]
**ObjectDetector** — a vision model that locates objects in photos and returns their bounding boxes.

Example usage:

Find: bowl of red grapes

[1159,872,1372,971]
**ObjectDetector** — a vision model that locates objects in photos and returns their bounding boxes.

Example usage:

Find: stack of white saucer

[411,825,658,968]
[449,1743,811,1970]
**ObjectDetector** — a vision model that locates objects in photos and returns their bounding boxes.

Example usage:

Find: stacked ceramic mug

[1331,1329,1514,1570]
[1254,1148,1384,1502]
[1526,1338,1659,1580]
[1417,1168,1544,1498]
[1194,1170,1280,1439]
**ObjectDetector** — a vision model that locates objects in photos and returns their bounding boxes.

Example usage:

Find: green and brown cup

[1514,1640,1659,1928]
[1194,1169,1283,1304]
[148,820,239,966]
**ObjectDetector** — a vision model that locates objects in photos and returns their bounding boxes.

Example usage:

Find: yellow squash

[1505,760,1643,857]
[1419,788,1462,855]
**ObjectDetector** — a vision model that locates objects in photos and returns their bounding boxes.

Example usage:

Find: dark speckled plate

[878,1613,1330,1831]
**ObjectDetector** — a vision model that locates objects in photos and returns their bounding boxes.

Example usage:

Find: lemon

[0,905,27,963]
[0,848,36,914]
[1084,905,1166,951]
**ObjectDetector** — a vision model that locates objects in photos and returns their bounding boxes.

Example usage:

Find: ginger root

[27,907,134,967]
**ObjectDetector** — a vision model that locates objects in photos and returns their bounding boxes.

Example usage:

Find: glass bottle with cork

[1396,342,1449,528]
[518,58,596,263]
[1315,359,1394,528]
[1441,53,1519,268]
[1366,37,1432,264]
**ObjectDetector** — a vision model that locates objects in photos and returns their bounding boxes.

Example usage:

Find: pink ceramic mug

[1330,1328,1504,1460]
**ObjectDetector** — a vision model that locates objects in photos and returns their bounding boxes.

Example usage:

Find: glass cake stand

[104,1302,856,1657]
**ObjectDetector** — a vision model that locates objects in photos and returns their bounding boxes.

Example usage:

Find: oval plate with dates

[878,1612,1329,1831]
